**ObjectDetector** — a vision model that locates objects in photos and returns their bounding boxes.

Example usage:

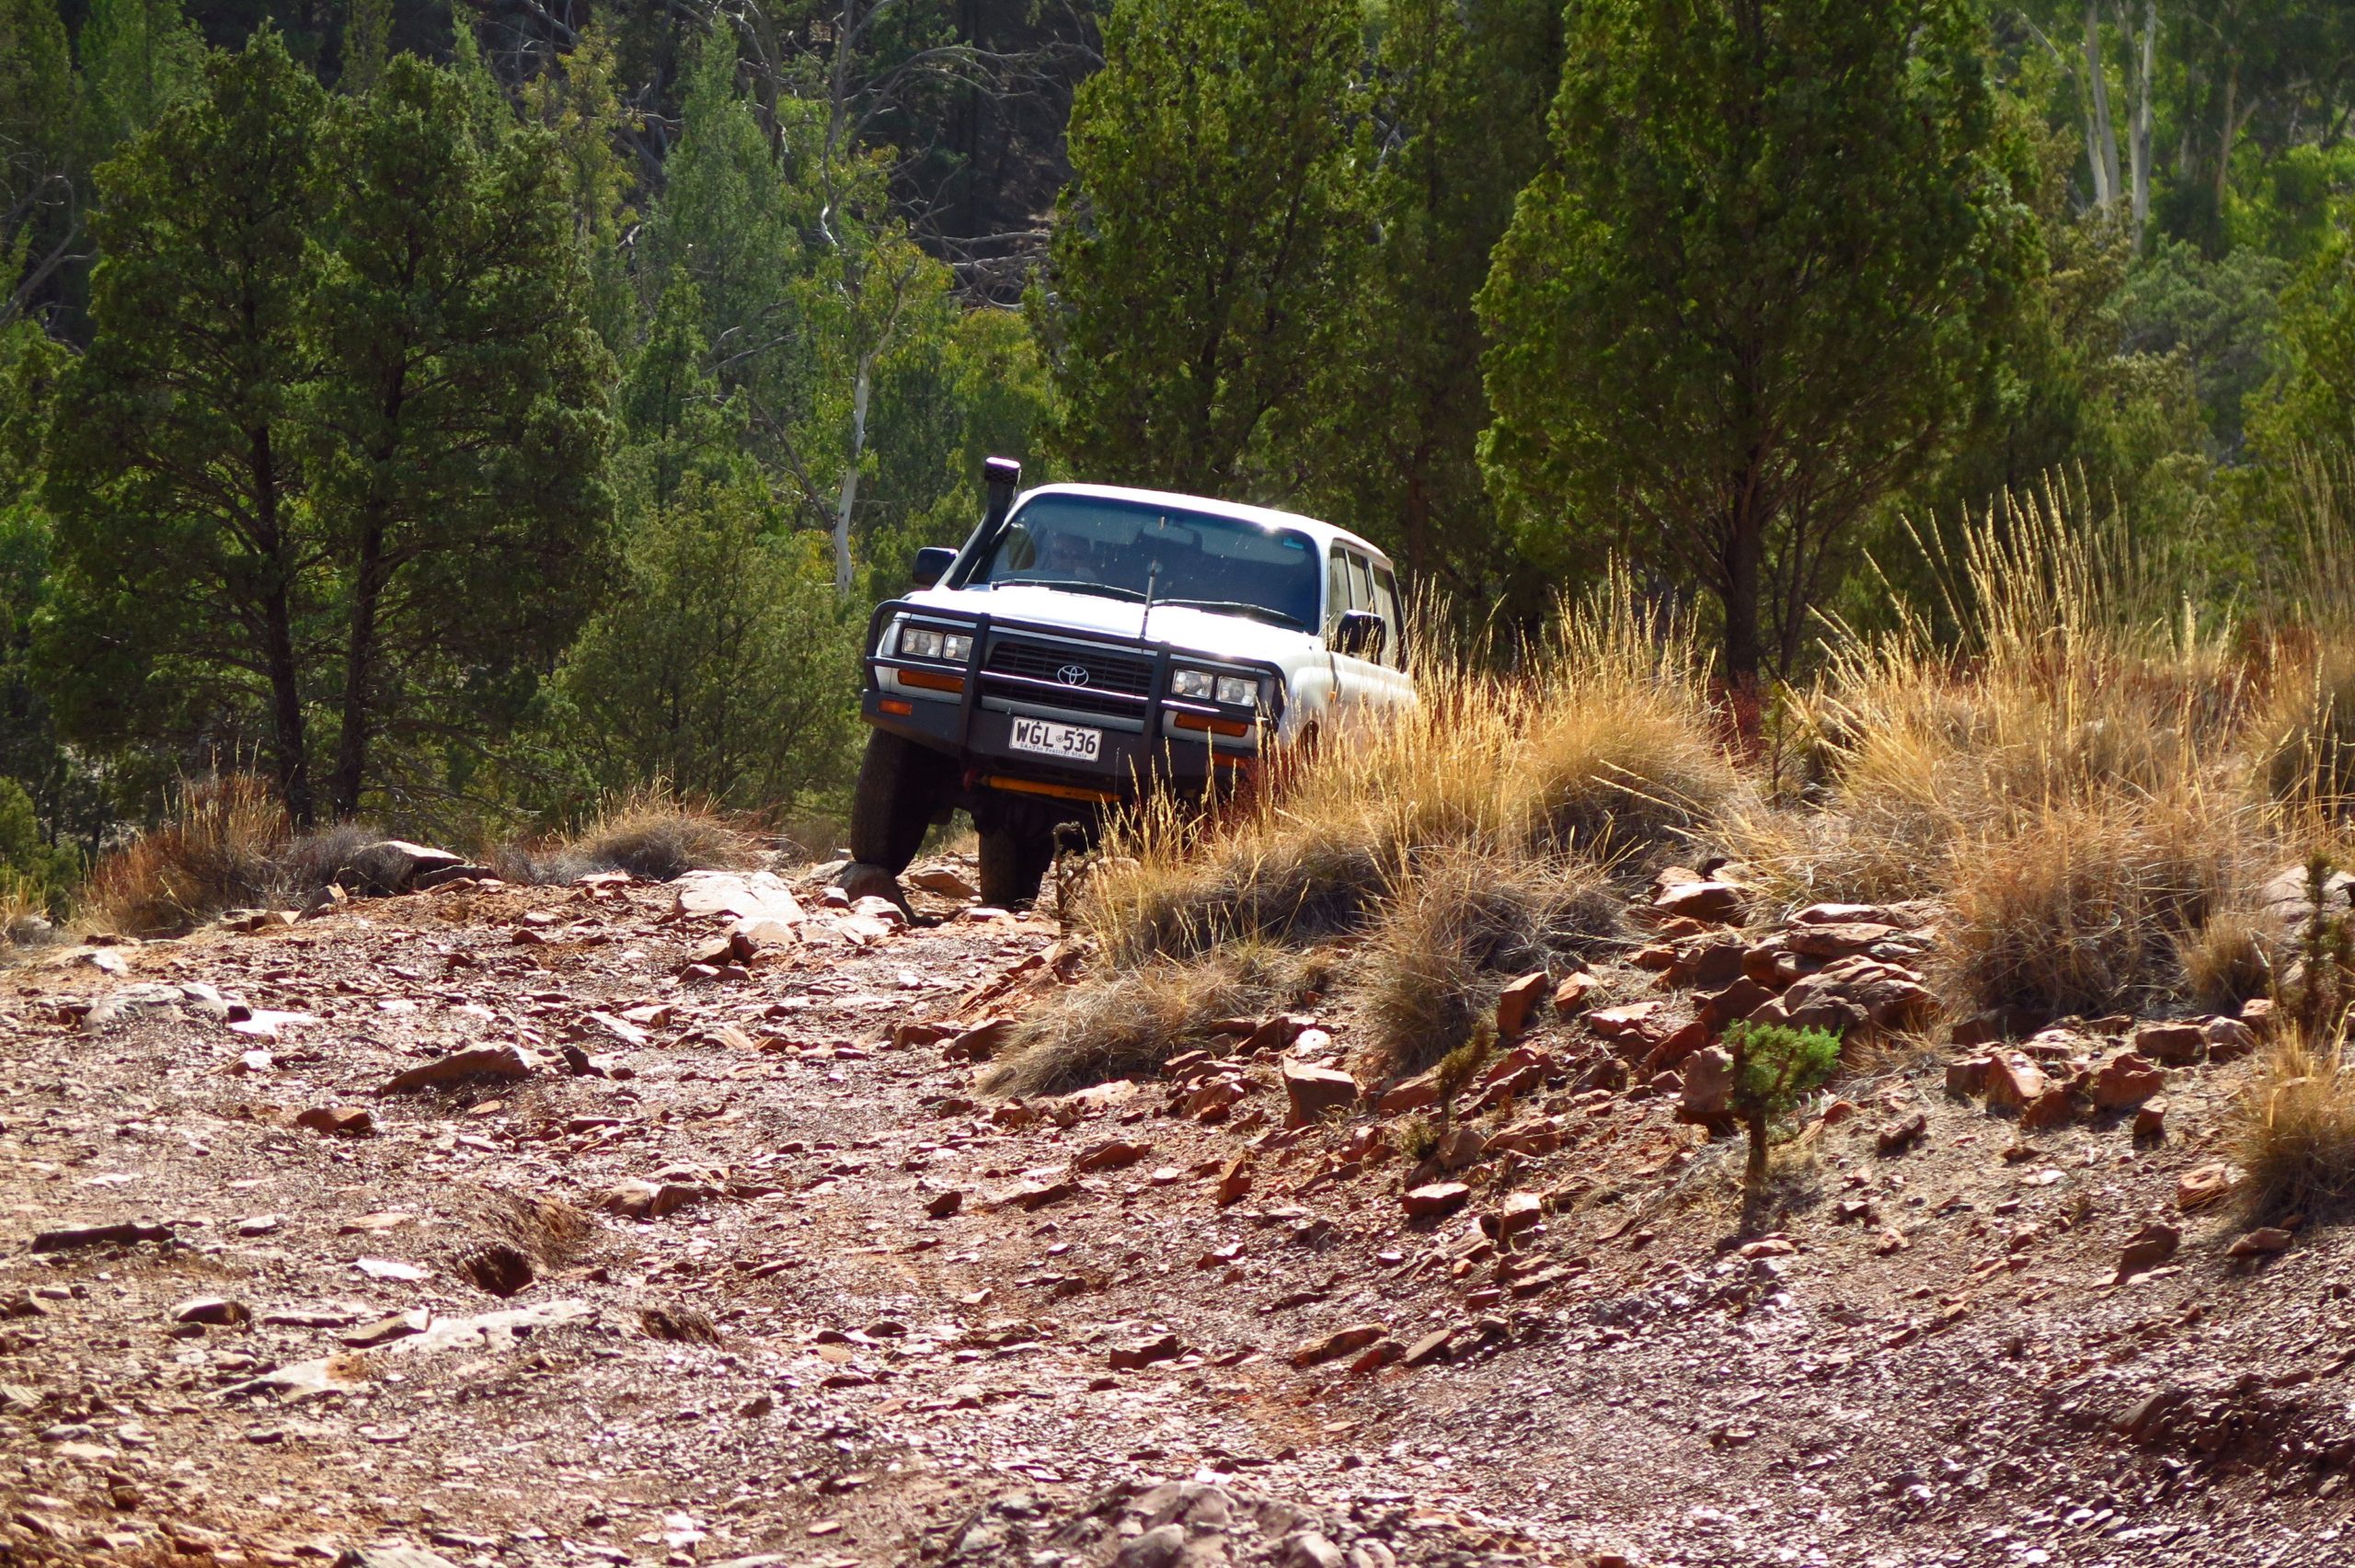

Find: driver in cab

[1035,529,1098,583]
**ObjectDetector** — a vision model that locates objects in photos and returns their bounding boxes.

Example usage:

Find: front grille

[984,636,1155,697]
[978,681,1145,720]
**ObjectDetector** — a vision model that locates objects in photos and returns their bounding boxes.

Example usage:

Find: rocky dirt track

[0,856,2349,1568]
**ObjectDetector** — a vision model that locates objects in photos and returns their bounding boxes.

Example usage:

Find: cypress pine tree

[76,0,208,153]
[304,50,615,816]
[42,29,331,818]
[1033,0,1367,492]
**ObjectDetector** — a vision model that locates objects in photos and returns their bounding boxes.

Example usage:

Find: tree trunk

[328,511,388,820]
[833,352,871,597]
[1743,1110,1768,1191]
[1719,492,1764,688]
[251,426,312,827]
[2217,60,2238,215]
[2121,0,2155,243]
[2083,1,2120,212]
[1401,465,1431,588]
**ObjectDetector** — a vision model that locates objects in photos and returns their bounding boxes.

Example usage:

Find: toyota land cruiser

[851,459,1415,905]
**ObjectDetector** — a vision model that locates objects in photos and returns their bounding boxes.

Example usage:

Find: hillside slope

[0,859,2345,1568]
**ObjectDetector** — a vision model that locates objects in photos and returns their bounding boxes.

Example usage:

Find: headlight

[1214,675,1257,707]
[1170,669,1213,700]
[897,625,971,662]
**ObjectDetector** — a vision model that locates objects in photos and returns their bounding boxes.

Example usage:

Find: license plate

[1008,716,1103,762]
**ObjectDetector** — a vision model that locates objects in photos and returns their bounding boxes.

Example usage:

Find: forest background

[2,0,2353,899]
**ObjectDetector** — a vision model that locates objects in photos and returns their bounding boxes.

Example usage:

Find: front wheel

[849,729,948,873]
[977,823,1056,908]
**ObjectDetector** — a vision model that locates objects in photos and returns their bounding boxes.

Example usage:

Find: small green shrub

[1429,1021,1495,1134]
[1397,1114,1441,1162]
[1726,1020,1843,1198]
[2285,853,2355,1042]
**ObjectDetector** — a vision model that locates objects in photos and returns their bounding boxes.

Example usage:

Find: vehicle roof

[1015,482,1391,567]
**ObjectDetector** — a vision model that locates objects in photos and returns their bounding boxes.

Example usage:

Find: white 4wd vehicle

[853,459,1416,905]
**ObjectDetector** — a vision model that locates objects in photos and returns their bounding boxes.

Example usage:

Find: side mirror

[1334,610,1385,659]
[911,546,956,588]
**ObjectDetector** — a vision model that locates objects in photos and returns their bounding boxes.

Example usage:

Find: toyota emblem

[1055,664,1091,687]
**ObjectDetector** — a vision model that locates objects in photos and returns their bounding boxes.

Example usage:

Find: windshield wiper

[993,578,1149,604]
[1154,598,1310,630]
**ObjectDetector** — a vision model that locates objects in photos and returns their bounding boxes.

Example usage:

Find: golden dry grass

[2237,1025,2355,1221]
[1356,849,1618,1074]
[1940,791,2244,1019]
[1723,486,2270,1018]
[2260,640,2355,817]
[79,773,293,936]
[2177,908,2278,1014]
[501,783,758,884]
[980,942,1321,1098]
[982,578,1727,1093]
[0,872,50,944]
[1088,575,1729,969]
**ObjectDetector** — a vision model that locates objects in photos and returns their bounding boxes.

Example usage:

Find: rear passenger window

[1372,565,1404,668]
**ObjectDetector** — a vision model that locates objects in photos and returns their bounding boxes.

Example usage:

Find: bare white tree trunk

[2119,0,2157,245]
[2083,1,2120,213]
[833,353,873,597]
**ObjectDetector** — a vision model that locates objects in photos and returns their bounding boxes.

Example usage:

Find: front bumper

[858,601,1277,804]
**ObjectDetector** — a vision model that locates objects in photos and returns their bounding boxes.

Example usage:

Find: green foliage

[1725,1018,1842,1194]
[1037,0,1366,491]
[43,29,333,815]
[863,304,1058,592]
[1307,0,1558,609]
[0,0,2346,880]
[542,286,854,812]
[77,0,208,153]
[2118,239,2295,455]
[1480,0,2038,681]
[1727,1021,1843,1119]
[2287,853,2355,1044]
[546,475,857,813]
[638,32,825,466]
[0,0,79,325]
[0,774,39,870]
[303,50,615,815]
[1430,1020,1494,1132]
[518,24,637,356]
[41,30,612,824]
[638,28,956,592]
[339,0,391,96]
[2250,210,2355,459]
[0,317,103,854]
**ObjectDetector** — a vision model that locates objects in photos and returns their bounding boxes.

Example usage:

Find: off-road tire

[850,730,947,874]
[978,824,1056,908]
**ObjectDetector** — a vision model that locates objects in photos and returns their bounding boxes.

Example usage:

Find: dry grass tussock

[1358,850,1619,1074]
[2237,1025,2355,1222]
[1091,578,1729,969]
[80,774,295,936]
[986,580,1729,1091]
[1725,485,2274,1019]
[0,873,52,945]
[499,784,758,884]
[982,943,1325,1098]
[81,776,761,936]
[77,776,431,934]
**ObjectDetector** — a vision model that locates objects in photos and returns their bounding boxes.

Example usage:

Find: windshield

[967,495,1322,630]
